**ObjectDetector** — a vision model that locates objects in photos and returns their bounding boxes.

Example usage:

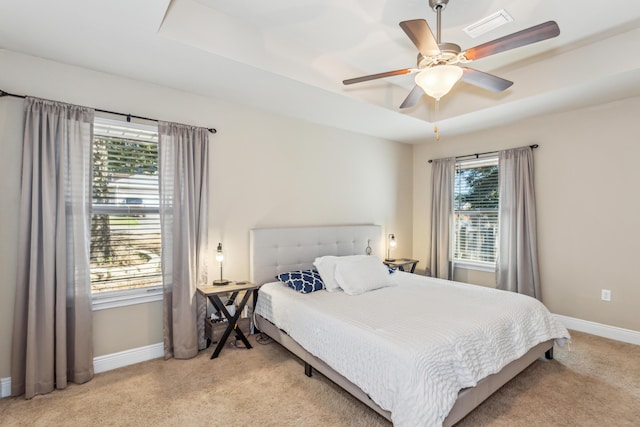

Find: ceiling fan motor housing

[417,42,462,68]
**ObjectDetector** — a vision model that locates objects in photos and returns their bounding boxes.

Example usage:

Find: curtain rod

[427,144,538,163]
[0,89,217,134]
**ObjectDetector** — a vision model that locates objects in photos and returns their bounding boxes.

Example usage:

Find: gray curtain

[496,146,541,299]
[12,97,94,398]
[429,158,456,279]
[159,121,209,359]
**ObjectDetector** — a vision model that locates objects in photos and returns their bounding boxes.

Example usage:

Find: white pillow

[334,256,396,295]
[313,255,368,292]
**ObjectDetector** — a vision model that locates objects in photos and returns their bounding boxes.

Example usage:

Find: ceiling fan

[343,0,560,109]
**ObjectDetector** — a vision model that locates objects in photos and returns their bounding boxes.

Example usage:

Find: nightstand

[383,258,419,273]
[197,281,259,359]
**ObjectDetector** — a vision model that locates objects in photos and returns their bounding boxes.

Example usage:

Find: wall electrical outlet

[601,289,612,302]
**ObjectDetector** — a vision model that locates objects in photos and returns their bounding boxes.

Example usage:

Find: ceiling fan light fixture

[415,65,463,100]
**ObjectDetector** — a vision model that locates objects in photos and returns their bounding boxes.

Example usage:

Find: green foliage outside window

[90,134,161,293]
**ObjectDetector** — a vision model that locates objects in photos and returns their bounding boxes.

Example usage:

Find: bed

[250,225,569,427]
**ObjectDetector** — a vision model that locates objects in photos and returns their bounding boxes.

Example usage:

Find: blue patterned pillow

[276,269,325,294]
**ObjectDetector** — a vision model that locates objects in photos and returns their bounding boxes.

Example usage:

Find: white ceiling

[1,0,640,143]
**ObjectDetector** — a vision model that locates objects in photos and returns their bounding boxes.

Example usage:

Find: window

[453,157,499,268]
[90,118,162,307]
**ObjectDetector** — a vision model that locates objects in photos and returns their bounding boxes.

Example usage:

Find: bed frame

[250,225,553,426]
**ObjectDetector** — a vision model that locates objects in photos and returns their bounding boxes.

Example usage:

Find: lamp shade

[414,65,464,100]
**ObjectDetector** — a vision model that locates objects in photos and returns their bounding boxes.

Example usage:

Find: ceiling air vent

[463,9,513,38]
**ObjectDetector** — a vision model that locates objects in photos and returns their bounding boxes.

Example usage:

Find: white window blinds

[90,119,161,293]
[453,157,499,266]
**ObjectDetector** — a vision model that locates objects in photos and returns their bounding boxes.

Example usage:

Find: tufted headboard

[249,224,383,286]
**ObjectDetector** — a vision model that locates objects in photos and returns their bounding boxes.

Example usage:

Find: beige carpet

[1,330,639,426]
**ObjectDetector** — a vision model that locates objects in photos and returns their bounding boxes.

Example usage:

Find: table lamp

[386,234,397,261]
[212,242,229,286]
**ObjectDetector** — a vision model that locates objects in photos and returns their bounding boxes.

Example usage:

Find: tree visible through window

[90,119,162,294]
[454,157,499,265]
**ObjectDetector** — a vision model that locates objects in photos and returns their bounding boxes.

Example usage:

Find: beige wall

[0,97,23,382]
[93,302,164,356]
[413,97,640,332]
[0,50,413,378]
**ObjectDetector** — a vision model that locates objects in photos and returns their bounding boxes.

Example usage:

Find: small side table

[197,281,258,359]
[383,258,419,273]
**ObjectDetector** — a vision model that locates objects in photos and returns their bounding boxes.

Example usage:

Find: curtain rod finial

[208,128,217,134]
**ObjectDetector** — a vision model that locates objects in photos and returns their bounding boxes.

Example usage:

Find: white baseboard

[554,314,640,346]
[93,342,164,374]
[1,377,10,398]
[1,342,164,399]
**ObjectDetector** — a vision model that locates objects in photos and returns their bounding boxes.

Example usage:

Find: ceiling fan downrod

[429,0,449,44]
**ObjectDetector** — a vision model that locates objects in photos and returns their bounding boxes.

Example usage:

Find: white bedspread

[255,272,569,427]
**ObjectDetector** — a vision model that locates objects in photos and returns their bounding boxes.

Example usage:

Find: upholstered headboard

[249,225,383,286]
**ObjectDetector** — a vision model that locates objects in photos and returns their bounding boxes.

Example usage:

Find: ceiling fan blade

[399,85,424,109]
[464,21,560,61]
[460,67,513,92]
[343,68,414,85]
[399,19,441,57]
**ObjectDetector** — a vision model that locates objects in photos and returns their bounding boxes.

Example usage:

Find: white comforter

[255,272,569,427]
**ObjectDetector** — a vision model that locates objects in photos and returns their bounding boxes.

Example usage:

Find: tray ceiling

[1,0,640,143]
